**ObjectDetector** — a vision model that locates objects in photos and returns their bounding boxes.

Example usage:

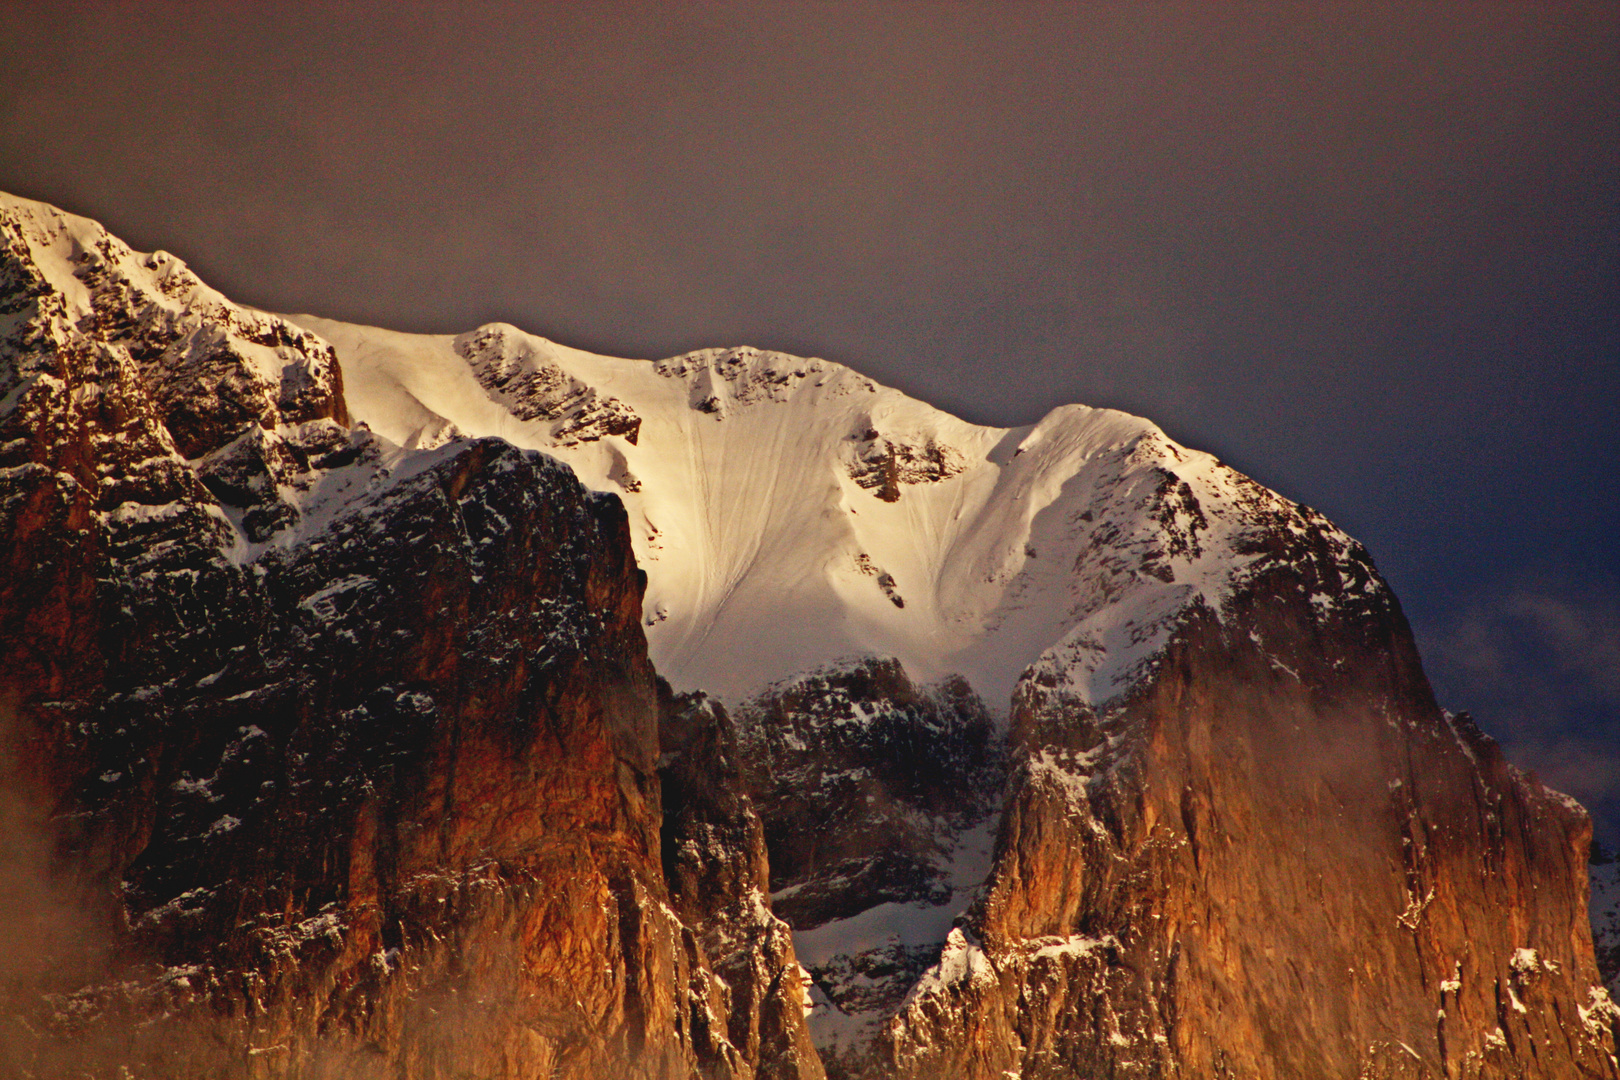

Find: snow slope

[293,316,1370,709]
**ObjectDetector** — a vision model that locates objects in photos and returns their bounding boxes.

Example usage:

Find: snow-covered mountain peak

[6,190,1608,1080]
[292,311,1381,712]
[0,193,341,439]
[2,194,1380,719]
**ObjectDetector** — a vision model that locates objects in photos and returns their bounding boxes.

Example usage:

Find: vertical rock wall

[0,194,820,1080]
[883,574,1619,1078]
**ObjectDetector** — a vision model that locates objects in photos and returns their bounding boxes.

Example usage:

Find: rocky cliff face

[726,660,1004,1076]
[0,193,820,1080]
[735,660,1003,930]
[882,528,1618,1079]
[2,190,1614,1080]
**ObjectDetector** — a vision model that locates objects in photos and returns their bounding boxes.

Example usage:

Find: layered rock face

[0,194,819,1079]
[883,531,1618,1078]
[455,323,642,446]
[3,189,1614,1080]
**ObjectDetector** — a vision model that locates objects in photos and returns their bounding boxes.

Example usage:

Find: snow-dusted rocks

[845,426,968,502]
[454,322,641,445]
[658,688,827,1080]
[727,659,1003,1074]
[0,192,821,1080]
[736,661,1001,927]
[3,190,1614,1079]
[882,593,1617,1077]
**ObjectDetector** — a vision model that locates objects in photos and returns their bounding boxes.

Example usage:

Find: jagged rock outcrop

[652,347,846,419]
[0,192,819,1080]
[845,428,967,503]
[658,687,825,1080]
[455,322,641,445]
[729,660,1005,1076]
[735,660,1003,930]
[880,525,1620,1078]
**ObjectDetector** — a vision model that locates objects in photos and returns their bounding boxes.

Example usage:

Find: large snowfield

[293,315,1363,715]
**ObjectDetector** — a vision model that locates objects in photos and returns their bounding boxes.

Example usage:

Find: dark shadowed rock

[0,192,819,1080]
[735,659,1004,930]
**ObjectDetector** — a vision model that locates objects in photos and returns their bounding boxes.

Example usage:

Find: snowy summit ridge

[6,191,1611,1080]
[0,183,1384,723]
[292,314,1382,711]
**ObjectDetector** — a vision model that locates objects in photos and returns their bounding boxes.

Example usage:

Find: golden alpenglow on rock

[1,191,1613,1078]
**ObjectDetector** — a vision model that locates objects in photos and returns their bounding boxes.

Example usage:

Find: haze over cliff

[2,190,1614,1078]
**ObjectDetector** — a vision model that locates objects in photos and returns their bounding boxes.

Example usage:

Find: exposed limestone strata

[0,192,818,1080]
[880,560,1619,1079]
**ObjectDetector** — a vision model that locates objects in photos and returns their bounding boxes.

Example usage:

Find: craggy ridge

[2,190,1614,1078]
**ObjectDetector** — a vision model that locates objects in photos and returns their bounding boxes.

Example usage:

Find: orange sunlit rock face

[880,560,1614,1078]
[2,189,1613,1080]
[0,195,821,1080]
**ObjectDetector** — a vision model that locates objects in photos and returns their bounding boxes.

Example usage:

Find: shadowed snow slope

[294,316,1373,709]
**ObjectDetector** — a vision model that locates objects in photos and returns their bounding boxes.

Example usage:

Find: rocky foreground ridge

[1,190,1615,1079]
[0,194,819,1079]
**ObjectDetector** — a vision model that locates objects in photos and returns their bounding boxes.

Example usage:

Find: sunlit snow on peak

[294,313,1374,712]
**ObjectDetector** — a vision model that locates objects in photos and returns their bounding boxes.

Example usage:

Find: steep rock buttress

[3,190,1613,1079]
[881,504,1617,1079]
[0,192,821,1080]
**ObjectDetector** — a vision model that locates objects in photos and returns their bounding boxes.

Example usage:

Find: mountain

[294,313,1346,712]
[0,192,820,1079]
[1,189,1615,1078]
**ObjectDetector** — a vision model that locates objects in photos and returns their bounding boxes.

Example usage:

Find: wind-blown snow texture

[5,189,1613,1079]
[294,315,1378,712]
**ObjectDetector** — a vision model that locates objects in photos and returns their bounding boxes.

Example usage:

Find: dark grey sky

[4,3,1617,835]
